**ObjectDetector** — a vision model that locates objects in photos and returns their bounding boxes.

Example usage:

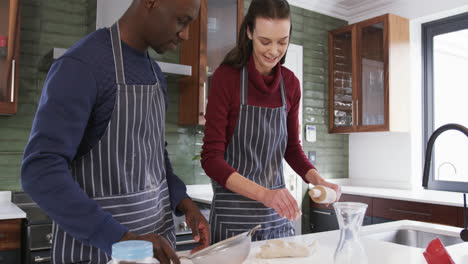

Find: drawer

[30,250,51,264]
[373,198,459,226]
[458,207,465,228]
[29,224,53,251]
[175,233,198,252]
[0,219,21,251]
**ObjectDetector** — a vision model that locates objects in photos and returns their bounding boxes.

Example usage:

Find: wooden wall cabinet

[0,0,21,115]
[179,0,243,125]
[328,14,409,133]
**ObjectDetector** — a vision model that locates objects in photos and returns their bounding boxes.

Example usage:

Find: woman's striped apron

[210,66,295,243]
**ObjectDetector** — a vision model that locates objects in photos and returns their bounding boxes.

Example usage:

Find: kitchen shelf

[39,48,192,78]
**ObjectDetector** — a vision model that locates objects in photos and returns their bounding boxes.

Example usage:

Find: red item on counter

[423,238,455,264]
[0,36,7,47]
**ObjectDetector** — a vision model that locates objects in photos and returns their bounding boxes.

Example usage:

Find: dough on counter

[256,239,318,259]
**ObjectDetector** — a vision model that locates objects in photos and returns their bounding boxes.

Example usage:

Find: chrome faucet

[421,123,468,241]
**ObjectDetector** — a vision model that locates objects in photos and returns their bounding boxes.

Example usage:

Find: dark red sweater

[201,56,315,188]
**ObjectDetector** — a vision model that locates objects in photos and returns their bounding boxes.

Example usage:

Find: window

[422,12,468,192]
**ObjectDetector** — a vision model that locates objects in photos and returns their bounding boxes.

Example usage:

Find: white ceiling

[288,0,468,23]
[288,0,401,21]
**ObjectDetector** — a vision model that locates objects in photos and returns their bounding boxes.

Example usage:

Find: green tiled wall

[0,0,349,231]
[0,0,95,191]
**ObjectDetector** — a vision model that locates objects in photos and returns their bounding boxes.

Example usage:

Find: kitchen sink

[363,228,464,248]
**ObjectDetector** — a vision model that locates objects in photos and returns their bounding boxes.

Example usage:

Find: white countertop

[339,185,466,207]
[186,183,466,207]
[0,191,26,220]
[186,184,214,204]
[179,220,468,264]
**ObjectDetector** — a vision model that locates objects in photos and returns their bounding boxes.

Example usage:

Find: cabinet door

[372,216,394,225]
[0,250,20,264]
[0,219,21,251]
[328,25,356,133]
[0,0,20,115]
[179,0,243,125]
[458,207,465,228]
[356,16,389,131]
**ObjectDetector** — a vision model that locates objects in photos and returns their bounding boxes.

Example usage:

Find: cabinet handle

[356,99,359,126]
[203,81,207,113]
[389,208,431,217]
[10,59,16,103]
[34,256,51,263]
[176,239,197,246]
[312,209,332,215]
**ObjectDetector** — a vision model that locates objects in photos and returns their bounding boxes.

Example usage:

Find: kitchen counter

[186,184,213,205]
[337,185,466,207]
[179,220,468,263]
[0,191,26,220]
[186,183,466,207]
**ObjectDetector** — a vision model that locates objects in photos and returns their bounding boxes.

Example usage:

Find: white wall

[96,0,132,29]
[348,2,468,190]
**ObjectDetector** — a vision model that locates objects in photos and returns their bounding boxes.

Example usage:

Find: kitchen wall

[0,0,349,211]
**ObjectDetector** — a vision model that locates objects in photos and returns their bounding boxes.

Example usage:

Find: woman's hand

[305,169,342,203]
[320,181,342,203]
[261,188,301,221]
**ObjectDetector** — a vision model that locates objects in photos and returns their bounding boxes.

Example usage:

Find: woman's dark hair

[221,0,292,68]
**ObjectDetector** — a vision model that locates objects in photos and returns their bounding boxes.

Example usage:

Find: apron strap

[279,74,286,106]
[147,53,160,87]
[240,66,248,105]
[240,66,287,107]
[110,22,126,85]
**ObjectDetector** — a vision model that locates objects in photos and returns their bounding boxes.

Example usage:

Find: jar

[308,185,337,204]
[333,202,368,264]
[108,240,159,264]
[0,36,7,58]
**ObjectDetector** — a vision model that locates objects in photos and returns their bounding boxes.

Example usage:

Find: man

[21,0,207,263]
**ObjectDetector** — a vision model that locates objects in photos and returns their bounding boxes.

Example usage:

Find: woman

[201,0,342,243]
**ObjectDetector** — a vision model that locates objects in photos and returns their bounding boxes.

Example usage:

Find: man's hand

[120,232,180,264]
[177,198,210,253]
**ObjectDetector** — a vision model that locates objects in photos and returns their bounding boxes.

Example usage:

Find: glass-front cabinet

[328,25,355,133]
[358,17,387,130]
[179,0,243,125]
[0,0,21,115]
[328,14,408,133]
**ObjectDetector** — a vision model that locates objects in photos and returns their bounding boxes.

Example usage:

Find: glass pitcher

[333,202,368,264]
